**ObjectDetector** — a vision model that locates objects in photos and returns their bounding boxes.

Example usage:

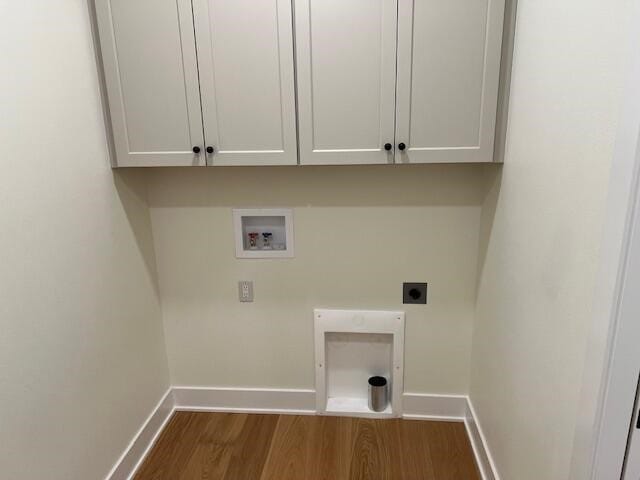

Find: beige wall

[0,3,170,479]
[148,165,488,394]
[470,0,631,478]
[3,1,630,478]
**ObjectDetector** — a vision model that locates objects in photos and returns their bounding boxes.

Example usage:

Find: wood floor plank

[260,415,309,479]
[134,412,210,480]
[372,419,405,480]
[134,412,480,480]
[220,413,279,480]
[424,421,481,480]
[396,419,437,479]
[306,416,353,480]
[178,413,248,480]
[260,415,353,480]
[349,418,394,480]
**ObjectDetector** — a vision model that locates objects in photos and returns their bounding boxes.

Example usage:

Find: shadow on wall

[112,169,161,297]
[475,164,504,290]
[110,164,504,298]
[145,164,498,208]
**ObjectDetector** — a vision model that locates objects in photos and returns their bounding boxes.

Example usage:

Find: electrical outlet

[403,283,427,304]
[238,281,254,302]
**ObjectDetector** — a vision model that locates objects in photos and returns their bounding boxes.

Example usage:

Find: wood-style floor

[134,412,480,480]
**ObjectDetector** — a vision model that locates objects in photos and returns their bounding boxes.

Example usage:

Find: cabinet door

[295,0,398,165]
[95,0,205,167]
[395,0,505,163]
[193,0,298,166]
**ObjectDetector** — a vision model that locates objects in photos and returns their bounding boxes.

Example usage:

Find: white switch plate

[238,281,254,302]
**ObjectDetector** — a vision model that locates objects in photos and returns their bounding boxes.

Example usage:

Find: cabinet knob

[192,146,201,154]
[398,143,406,151]
[206,146,215,154]
[384,143,392,151]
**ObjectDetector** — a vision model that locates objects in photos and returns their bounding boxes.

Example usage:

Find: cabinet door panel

[396,0,505,163]
[193,0,298,166]
[295,0,398,165]
[95,0,204,167]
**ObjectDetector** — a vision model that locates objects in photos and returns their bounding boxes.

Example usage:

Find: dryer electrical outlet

[403,283,427,304]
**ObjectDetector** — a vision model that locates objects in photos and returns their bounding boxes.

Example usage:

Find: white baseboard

[105,387,498,480]
[173,386,316,414]
[465,397,500,480]
[402,393,468,421]
[105,387,175,480]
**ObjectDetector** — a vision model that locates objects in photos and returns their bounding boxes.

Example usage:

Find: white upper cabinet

[395,0,506,163]
[96,0,509,167]
[192,0,298,166]
[294,0,399,165]
[95,0,205,167]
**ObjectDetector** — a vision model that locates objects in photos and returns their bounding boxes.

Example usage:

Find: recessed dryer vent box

[314,309,405,418]
[233,208,294,259]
